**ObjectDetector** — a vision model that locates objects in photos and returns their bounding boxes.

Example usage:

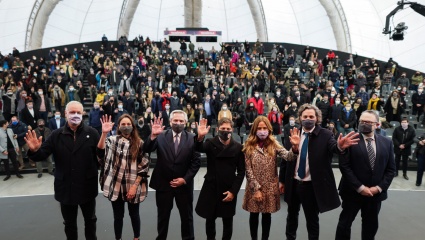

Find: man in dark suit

[48,111,66,130]
[194,117,245,240]
[19,99,39,130]
[144,110,201,240]
[279,104,359,240]
[160,103,172,129]
[335,110,395,240]
[25,101,100,240]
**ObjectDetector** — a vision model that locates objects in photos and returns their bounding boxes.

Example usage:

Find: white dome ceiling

[0,0,424,72]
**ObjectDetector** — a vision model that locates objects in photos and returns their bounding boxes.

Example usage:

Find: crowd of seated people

[0,35,424,184]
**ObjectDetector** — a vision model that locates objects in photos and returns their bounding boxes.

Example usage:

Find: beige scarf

[391,97,399,114]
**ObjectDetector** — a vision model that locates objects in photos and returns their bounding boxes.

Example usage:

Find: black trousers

[395,154,408,174]
[249,212,271,240]
[2,149,19,176]
[60,199,97,240]
[155,190,194,240]
[335,198,382,240]
[206,216,233,240]
[111,197,140,239]
[286,181,320,240]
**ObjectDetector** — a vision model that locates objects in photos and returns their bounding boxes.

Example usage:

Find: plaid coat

[98,135,149,203]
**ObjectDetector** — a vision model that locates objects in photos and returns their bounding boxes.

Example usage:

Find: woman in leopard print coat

[242,116,300,240]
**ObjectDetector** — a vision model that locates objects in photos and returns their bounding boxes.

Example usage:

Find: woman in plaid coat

[97,114,149,240]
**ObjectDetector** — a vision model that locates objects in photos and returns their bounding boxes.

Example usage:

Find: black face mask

[172,123,185,133]
[218,130,232,141]
[358,123,373,134]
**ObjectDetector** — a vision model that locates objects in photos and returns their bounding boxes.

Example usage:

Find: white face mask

[401,123,408,129]
[254,94,259,98]
[289,120,295,126]
[67,113,82,125]
[335,101,340,105]
[165,105,170,110]
[222,107,227,110]
[38,91,43,95]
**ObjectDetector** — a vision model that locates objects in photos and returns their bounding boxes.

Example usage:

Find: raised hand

[100,115,114,133]
[289,127,300,146]
[24,130,43,152]
[150,116,165,138]
[338,131,360,150]
[196,118,210,139]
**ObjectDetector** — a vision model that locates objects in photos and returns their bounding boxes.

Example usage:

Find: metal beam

[117,0,141,39]
[318,0,352,52]
[25,0,60,51]
[247,0,268,41]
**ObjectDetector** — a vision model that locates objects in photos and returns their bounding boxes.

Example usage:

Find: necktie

[174,134,180,154]
[298,133,309,179]
[366,138,376,170]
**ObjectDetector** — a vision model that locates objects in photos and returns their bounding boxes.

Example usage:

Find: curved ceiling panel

[0,0,36,54]
[42,0,121,48]
[129,0,184,42]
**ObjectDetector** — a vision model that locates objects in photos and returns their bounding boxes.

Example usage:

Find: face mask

[38,91,43,95]
[165,105,170,110]
[289,120,295,126]
[250,105,254,108]
[397,88,401,91]
[331,94,335,97]
[7,92,13,96]
[172,123,185,133]
[335,101,340,105]
[55,115,61,119]
[118,105,123,110]
[109,91,113,95]
[138,120,144,127]
[276,92,281,96]
[38,124,44,129]
[254,94,259,98]
[345,106,351,110]
[401,123,408,129]
[119,126,133,135]
[393,93,398,97]
[27,104,33,109]
[69,88,74,91]
[222,107,227,110]
[287,100,291,103]
[12,121,18,126]
[218,130,232,141]
[358,123,373,134]
[22,94,27,97]
[68,113,82,125]
[256,130,269,140]
[302,119,315,130]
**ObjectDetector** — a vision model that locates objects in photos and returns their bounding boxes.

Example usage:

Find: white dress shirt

[294,127,315,181]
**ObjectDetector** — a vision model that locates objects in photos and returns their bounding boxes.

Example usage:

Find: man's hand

[196,118,210,140]
[150,117,165,140]
[222,191,234,202]
[338,131,360,150]
[2,151,8,155]
[360,187,374,197]
[399,144,405,149]
[289,127,300,147]
[24,130,42,152]
[370,186,380,195]
[170,178,186,187]
[279,182,285,194]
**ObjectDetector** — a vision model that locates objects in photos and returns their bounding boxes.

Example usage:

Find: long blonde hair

[242,116,284,158]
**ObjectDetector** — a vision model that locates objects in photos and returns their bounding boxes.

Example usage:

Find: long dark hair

[116,114,141,162]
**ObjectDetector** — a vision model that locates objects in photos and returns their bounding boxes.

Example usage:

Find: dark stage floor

[1,190,423,240]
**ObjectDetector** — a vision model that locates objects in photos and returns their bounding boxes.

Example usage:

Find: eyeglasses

[359,120,377,125]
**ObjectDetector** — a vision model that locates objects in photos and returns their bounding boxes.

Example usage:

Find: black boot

[3,175,11,181]
[403,174,409,180]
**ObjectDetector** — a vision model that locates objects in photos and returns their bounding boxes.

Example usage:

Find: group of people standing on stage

[24,100,395,240]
